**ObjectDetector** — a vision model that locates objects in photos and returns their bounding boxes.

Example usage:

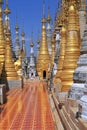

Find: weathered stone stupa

[28,39,36,79]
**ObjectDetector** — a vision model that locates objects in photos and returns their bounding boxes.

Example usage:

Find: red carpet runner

[0,80,55,130]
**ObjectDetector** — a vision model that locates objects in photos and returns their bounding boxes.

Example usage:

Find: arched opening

[31,73,33,76]
[43,70,46,79]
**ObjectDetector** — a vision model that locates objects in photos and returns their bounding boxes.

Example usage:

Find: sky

[3,0,59,56]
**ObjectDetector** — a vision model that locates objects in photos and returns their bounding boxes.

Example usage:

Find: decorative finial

[69,4,75,12]
[21,30,25,46]
[21,23,25,37]
[47,5,51,23]
[42,0,46,24]
[4,0,10,14]
[15,16,19,30]
[30,28,34,47]
[37,30,40,44]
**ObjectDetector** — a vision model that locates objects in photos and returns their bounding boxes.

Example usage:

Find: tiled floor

[0,80,55,130]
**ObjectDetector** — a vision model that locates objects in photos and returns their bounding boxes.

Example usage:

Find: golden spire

[60,4,80,92]
[54,24,67,83]
[30,30,34,47]
[47,6,51,23]
[4,0,10,15]
[21,26,26,59]
[4,28,18,80]
[4,0,11,39]
[15,17,21,59]
[37,30,40,45]
[0,1,5,64]
[15,16,19,31]
[21,30,25,39]
[37,1,51,79]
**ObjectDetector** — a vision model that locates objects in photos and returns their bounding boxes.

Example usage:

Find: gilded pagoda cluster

[0,0,26,89]
[53,0,87,92]
[0,0,86,93]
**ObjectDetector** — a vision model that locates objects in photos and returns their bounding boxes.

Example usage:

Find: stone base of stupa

[81,115,87,121]
[69,83,87,100]
[8,79,22,89]
[6,79,23,90]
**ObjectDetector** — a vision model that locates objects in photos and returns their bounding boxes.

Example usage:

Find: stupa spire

[28,31,36,79]
[47,5,51,23]
[30,30,34,59]
[4,0,16,61]
[55,24,67,79]
[21,26,26,59]
[15,17,21,59]
[4,0,10,37]
[36,1,51,79]
[29,31,35,66]
[47,5,52,57]
[4,0,10,15]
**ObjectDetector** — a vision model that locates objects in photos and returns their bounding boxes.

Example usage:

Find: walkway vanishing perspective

[0,80,55,130]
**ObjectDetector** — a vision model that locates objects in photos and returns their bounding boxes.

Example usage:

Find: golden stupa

[4,28,18,80]
[37,13,51,79]
[60,3,80,92]
[0,0,5,64]
[57,25,67,77]
[54,25,67,91]
[1,0,18,80]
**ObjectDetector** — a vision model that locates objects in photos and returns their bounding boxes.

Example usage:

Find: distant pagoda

[15,21,21,59]
[21,29,26,60]
[37,4,51,79]
[28,38,36,79]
